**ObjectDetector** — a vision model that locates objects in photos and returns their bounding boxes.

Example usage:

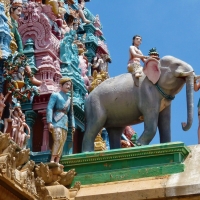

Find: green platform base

[60,142,190,186]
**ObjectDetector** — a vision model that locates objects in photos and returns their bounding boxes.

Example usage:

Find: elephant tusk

[175,70,194,77]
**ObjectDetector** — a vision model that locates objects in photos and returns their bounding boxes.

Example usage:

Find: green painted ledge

[60,142,190,186]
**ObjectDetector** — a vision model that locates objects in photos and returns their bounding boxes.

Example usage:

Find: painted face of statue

[11,6,22,20]
[61,81,72,93]
[13,109,19,117]
[73,23,79,31]
[133,36,142,47]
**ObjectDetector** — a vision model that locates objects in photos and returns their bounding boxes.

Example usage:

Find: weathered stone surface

[166,145,200,197]
[61,142,190,185]
[74,145,200,200]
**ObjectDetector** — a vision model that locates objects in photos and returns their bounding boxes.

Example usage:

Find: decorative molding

[61,142,190,185]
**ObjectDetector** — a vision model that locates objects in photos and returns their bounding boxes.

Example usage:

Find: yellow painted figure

[47,77,75,163]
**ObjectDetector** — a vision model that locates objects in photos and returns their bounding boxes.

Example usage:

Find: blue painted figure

[47,77,75,163]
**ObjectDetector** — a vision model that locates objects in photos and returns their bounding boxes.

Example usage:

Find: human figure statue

[47,77,75,164]
[56,0,70,38]
[79,55,90,91]
[194,77,200,144]
[92,54,103,73]
[11,103,21,141]
[76,0,90,24]
[17,113,30,149]
[127,35,149,78]
[10,0,23,53]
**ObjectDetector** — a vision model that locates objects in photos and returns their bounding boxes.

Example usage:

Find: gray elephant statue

[82,56,194,152]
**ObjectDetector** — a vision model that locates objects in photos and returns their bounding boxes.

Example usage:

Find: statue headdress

[11,0,23,8]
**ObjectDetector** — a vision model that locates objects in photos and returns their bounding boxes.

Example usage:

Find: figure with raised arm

[47,77,75,164]
[127,35,149,78]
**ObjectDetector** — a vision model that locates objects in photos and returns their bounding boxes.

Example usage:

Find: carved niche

[18,2,60,57]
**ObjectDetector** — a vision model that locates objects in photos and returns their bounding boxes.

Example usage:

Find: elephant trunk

[182,75,194,131]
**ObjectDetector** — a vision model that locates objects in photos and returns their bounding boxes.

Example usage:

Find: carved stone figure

[0,91,11,120]
[127,35,149,78]
[92,54,103,73]
[89,70,108,92]
[79,55,90,91]
[47,77,75,163]
[82,56,194,151]
[11,102,21,142]
[10,0,23,52]
[17,113,30,149]
[74,0,90,24]
[121,126,137,148]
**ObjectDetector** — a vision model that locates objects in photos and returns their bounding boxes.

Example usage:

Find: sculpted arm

[24,123,30,135]
[129,46,147,60]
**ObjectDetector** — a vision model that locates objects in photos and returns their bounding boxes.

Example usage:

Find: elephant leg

[82,108,106,152]
[158,105,171,143]
[137,111,159,145]
[106,127,125,149]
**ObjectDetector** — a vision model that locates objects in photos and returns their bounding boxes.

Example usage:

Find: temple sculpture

[0,0,200,200]
[0,0,111,162]
[0,0,111,198]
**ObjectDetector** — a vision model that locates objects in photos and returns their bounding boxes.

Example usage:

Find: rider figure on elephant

[127,35,149,78]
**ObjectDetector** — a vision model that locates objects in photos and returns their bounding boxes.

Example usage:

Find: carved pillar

[25,110,37,151]
[38,110,49,151]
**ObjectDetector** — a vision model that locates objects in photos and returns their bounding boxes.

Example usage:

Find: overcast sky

[86,1,200,146]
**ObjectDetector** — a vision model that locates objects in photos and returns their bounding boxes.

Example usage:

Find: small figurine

[17,114,30,149]
[92,54,104,73]
[89,70,103,92]
[47,77,75,164]
[11,103,21,141]
[56,0,70,38]
[76,0,90,24]
[79,55,90,91]
[127,35,149,78]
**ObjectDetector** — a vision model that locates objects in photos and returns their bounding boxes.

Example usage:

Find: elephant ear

[143,58,161,84]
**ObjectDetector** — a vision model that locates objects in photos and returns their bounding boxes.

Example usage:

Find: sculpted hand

[48,123,54,132]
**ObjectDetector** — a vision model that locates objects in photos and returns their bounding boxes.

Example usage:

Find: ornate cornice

[61,142,190,186]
